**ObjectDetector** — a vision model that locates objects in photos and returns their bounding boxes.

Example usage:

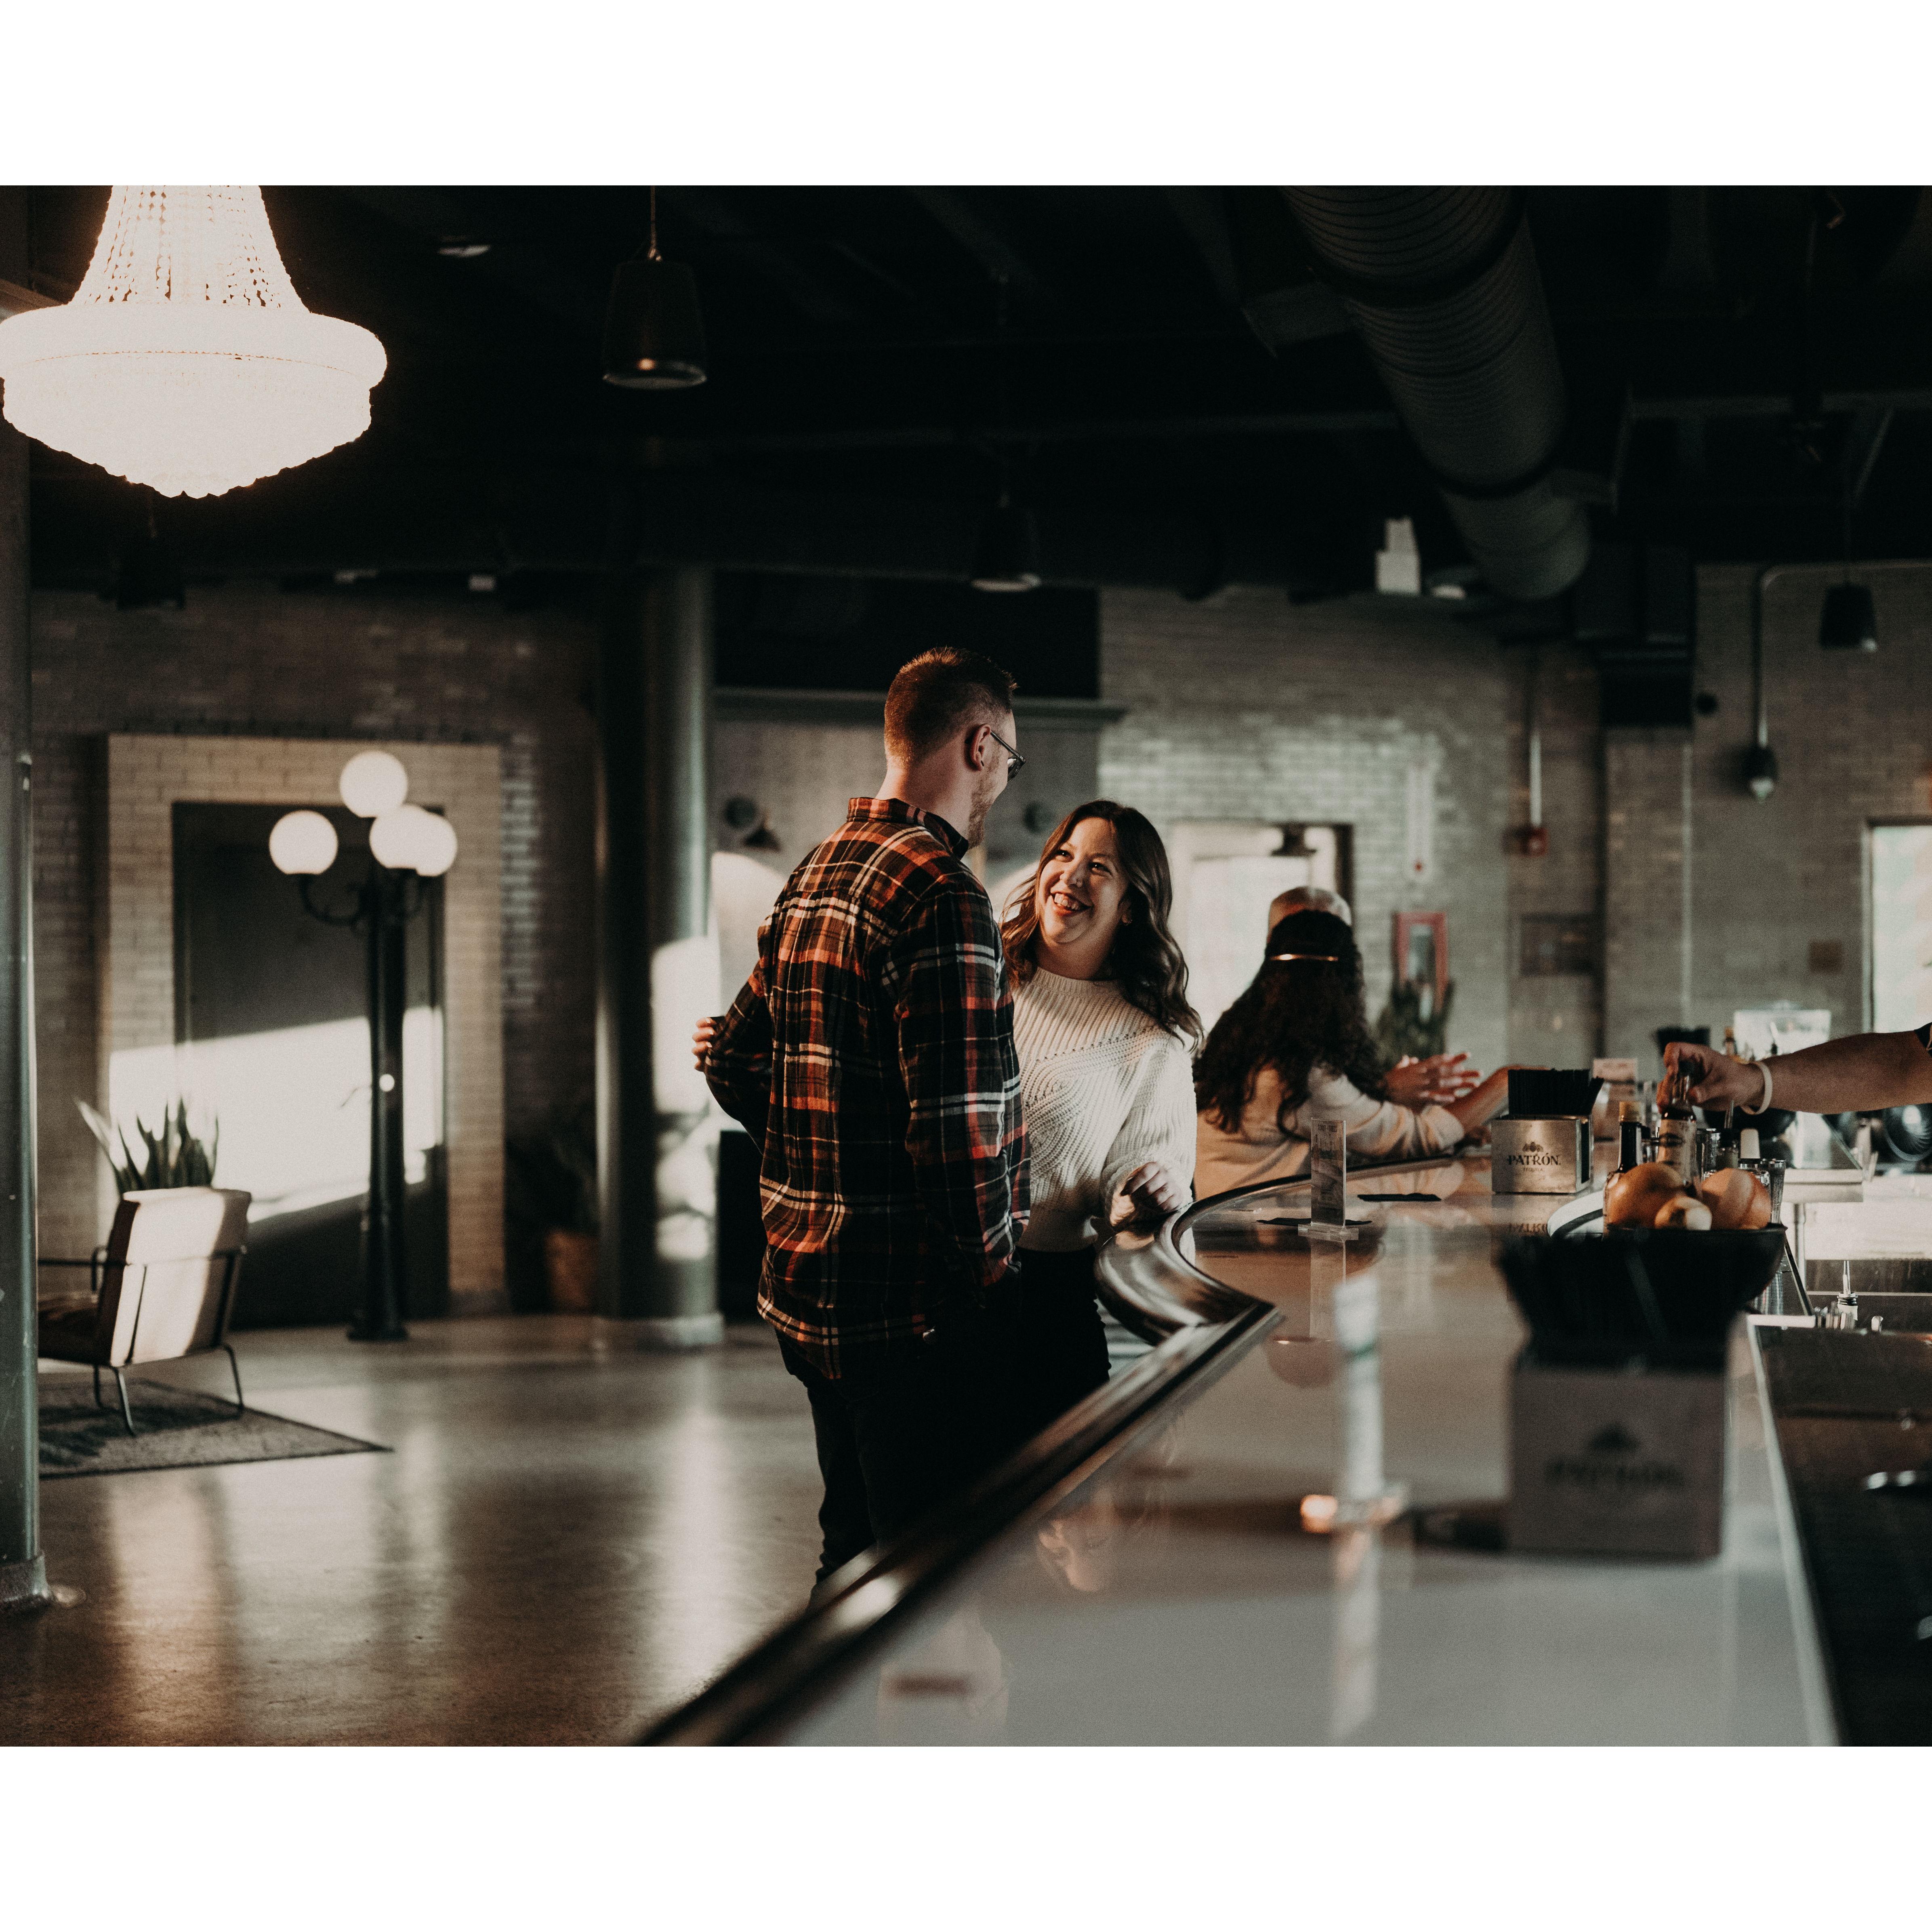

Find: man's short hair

[883,648,1019,763]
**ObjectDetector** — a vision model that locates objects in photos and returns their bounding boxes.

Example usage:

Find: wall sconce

[724,795,781,852]
[1819,581,1878,652]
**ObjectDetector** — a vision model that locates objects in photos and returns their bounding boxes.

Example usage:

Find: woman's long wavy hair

[1195,909,1386,1131]
[1001,801,1200,1046]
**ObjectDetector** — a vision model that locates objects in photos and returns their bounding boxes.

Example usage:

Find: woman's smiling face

[1035,815,1131,962]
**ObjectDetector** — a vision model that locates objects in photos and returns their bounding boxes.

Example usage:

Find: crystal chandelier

[0,186,386,498]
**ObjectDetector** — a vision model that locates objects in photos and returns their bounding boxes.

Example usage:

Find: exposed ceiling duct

[1279,187,1591,602]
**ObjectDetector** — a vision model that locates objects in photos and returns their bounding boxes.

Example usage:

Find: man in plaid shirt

[703,648,1029,1586]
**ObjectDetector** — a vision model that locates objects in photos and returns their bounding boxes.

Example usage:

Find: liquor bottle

[1616,1099,1646,1173]
[1654,1064,1697,1182]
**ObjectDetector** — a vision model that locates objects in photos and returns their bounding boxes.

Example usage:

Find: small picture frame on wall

[1394,910,1449,1012]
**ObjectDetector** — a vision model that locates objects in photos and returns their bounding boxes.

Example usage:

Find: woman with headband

[1194,908,1512,1196]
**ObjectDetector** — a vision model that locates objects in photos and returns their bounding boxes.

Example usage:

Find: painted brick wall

[46,560,1911,1286]
[1097,587,1516,1075]
[1667,562,1932,1065]
[29,583,598,1289]
[1603,731,1694,1074]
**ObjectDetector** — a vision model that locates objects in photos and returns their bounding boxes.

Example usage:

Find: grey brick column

[594,548,721,1350]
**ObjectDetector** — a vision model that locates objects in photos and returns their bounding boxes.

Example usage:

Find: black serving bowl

[1499,1226,1785,1364]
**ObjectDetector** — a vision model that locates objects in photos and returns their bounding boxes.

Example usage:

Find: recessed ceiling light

[438,240,492,259]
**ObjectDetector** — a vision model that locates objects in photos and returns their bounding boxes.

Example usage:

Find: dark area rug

[38,1375,388,1478]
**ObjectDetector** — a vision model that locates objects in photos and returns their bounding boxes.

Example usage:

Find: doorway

[1870,821,1932,1034]
[1165,822,1354,1036]
[171,802,450,1328]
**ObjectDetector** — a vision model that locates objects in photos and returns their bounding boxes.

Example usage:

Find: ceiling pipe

[1279,187,1591,602]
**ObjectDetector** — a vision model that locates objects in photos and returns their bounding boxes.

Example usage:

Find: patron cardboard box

[1507,1357,1726,1559]
[1497,1226,1781,1560]
[1491,1116,1592,1194]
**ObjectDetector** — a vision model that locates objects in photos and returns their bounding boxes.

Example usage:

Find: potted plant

[78,1098,219,1191]
[1373,979,1457,1067]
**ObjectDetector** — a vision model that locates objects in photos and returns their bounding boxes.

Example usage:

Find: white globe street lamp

[267,753,455,1341]
[370,803,458,877]
[338,749,410,818]
[266,809,338,877]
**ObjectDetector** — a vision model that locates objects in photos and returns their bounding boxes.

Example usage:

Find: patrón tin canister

[1491,1116,1592,1194]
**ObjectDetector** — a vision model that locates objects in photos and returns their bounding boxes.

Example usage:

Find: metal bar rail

[639,1188,1295,1745]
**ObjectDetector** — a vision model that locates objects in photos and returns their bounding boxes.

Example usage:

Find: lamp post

[269,752,456,1342]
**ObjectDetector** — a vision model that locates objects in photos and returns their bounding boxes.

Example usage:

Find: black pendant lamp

[1820,449,1879,650]
[1819,580,1878,651]
[968,273,1038,592]
[601,189,707,391]
[971,488,1041,593]
[115,496,185,611]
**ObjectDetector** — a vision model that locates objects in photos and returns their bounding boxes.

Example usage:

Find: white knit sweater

[1011,966,1198,1251]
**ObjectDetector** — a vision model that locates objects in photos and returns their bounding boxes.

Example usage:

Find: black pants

[1008,1245,1111,1445]
[781,1297,1018,1589]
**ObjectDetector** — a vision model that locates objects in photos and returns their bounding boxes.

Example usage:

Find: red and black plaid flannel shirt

[705,797,1028,1379]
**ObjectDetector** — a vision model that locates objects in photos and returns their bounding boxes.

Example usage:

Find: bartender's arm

[1669,1032,1932,1115]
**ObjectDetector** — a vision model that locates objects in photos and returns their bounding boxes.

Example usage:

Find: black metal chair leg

[221,1343,244,1415]
[112,1367,136,1437]
[92,1364,105,1411]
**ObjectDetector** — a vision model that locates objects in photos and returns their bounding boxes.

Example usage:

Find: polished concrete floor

[0,1318,824,1745]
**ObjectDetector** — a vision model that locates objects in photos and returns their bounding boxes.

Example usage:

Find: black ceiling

[20,185,1932,602]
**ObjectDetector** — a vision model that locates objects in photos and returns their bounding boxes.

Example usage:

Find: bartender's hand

[1666,1042,1769,1111]
[1118,1161,1187,1223]
[692,1015,718,1074]
[1386,1051,1481,1107]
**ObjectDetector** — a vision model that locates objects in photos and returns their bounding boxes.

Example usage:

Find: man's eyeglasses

[986,725,1025,777]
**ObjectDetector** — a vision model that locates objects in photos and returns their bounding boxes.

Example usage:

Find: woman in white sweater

[1194,909,1511,1197]
[999,801,1200,1440]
